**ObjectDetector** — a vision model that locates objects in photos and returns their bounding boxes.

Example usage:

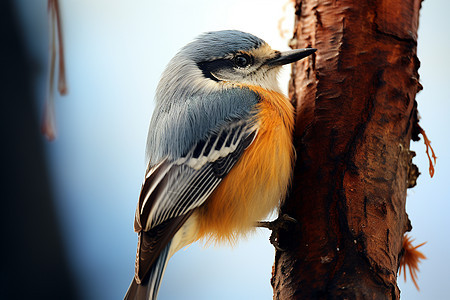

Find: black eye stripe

[197,59,233,81]
[197,53,255,81]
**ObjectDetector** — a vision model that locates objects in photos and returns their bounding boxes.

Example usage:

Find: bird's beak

[267,48,317,66]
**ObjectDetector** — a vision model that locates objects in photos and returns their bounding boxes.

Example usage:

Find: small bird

[125,30,316,300]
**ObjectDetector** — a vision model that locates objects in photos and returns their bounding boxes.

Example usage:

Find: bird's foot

[257,214,298,251]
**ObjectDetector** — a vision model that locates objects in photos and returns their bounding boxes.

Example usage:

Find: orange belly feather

[195,85,295,244]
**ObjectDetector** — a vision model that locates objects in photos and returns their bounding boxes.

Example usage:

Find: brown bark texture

[271,0,423,299]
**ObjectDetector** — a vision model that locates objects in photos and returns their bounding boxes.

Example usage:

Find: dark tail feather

[124,242,171,300]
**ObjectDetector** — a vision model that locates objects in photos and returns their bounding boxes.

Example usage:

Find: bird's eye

[234,54,251,68]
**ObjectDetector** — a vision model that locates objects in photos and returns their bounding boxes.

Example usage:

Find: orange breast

[196,86,295,244]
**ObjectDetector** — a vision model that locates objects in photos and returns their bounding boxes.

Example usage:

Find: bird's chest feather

[196,87,295,243]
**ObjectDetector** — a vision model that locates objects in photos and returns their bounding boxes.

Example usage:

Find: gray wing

[132,119,258,283]
[135,119,257,231]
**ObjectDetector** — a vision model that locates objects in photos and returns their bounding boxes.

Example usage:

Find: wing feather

[137,120,257,231]
[135,213,192,284]
[133,119,258,283]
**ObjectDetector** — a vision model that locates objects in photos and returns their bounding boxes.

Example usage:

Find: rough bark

[272,0,422,299]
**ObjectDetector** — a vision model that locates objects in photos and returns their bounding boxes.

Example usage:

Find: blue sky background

[13,0,449,299]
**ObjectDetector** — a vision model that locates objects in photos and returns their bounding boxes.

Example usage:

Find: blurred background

[4,0,449,299]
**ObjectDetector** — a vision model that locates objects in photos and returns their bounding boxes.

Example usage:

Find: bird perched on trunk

[125,30,316,300]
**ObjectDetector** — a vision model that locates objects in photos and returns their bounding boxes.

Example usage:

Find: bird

[124,30,316,300]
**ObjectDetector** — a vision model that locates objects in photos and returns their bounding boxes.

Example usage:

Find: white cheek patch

[239,66,282,93]
[231,44,284,92]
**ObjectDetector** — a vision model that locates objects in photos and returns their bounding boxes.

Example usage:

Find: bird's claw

[257,214,298,251]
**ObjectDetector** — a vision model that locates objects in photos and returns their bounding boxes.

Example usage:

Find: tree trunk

[271,0,423,298]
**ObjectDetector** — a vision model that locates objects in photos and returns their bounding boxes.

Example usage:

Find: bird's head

[156,30,315,102]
